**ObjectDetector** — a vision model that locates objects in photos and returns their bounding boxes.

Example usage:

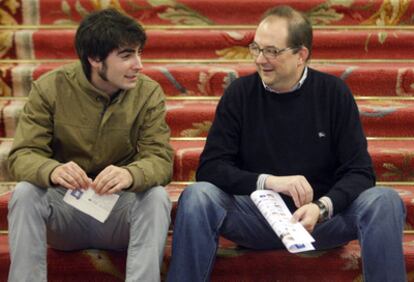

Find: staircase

[1,0,414,281]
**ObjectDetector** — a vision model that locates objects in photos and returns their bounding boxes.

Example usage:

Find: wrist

[313,200,329,222]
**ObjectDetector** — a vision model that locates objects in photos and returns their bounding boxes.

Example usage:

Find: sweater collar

[262,66,308,94]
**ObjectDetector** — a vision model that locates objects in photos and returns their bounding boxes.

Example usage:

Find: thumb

[292,208,305,223]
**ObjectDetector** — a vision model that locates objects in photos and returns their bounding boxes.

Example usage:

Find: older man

[167,5,406,282]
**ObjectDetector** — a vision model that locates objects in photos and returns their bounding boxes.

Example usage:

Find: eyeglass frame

[248,43,300,59]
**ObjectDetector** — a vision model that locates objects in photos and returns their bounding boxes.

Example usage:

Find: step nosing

[3,97,414,102]
[1,137,414,142]
[3,59,414,64]
[2,25,414,30]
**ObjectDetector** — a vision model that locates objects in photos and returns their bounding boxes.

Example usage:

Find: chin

[122,83,137,90]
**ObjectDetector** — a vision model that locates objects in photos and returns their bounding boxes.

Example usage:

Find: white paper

[251,190,315,253]
[63,188,119,223]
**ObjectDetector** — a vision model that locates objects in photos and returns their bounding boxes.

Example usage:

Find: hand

[265,175,313,208]
[50,161,91,190]
[92,165,133,195]
[292,203,320,233]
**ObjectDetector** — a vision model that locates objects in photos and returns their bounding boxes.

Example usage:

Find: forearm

[8,150,61,188]
[125,155,173,192]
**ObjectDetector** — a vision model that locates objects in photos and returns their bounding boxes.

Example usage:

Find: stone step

[0,139,413,183]
[7,0,414,26]
[1,183,413,231]
[3,29,414,60]
[1,232,414,281]
[1,99,414,139]
[2,62,414,97]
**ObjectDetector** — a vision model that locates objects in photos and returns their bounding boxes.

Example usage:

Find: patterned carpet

[1,0,414,280]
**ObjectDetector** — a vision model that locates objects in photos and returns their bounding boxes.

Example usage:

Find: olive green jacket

[8,62,174,192]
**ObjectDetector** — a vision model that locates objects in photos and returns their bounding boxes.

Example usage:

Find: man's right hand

[50,161,91,190]
[265,175,313,208]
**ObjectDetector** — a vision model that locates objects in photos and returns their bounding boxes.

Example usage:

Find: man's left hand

[92,165,133,195]
[292,203,320,233]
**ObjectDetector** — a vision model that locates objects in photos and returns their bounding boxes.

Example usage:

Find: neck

[90,72,119,96]
[271,65,306,93]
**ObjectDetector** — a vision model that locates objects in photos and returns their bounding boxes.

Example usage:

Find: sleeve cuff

[256,174,271,190]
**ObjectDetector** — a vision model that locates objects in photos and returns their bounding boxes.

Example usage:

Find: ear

[88,57,102,68]
[297,47,310,66]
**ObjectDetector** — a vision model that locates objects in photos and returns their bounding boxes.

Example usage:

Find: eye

[264,48,279,56]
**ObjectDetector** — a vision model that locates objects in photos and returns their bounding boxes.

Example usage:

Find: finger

[289,184,300,208]
[292,207,305,222]
[95,174,117,194]
[93,166,113,187]
[57,166,83,189]
[67,163,91,188]
[92,168,111,192]
[300,178,313,204]
[56,176,77,190]
[295,183,307,207]
[58,171,83,189]
[300,218,315,233]
[106,183,124,195]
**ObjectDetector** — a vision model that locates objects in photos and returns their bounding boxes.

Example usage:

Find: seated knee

[10,181,43,206]
[145,186,171,207]
[178,182,219,208]
[362,187,404,213]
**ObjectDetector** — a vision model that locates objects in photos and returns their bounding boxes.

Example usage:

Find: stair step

[1,184,414,231]
[4,29,414,60]
[1,232,414,281]
[0,139,413,182]
[8,0,414,26]
[2,62,414,97]
[1,99,414,138]
[170,139,414,182]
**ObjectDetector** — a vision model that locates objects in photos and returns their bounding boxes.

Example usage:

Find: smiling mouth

[261,69,274,74]
[125,75,137,80]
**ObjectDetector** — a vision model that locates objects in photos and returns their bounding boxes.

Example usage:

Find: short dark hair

[75,8,147,78]
[261,6,312,61]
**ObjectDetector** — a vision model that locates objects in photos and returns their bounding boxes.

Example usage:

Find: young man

[7,8,173,281]
[167,6,406,282]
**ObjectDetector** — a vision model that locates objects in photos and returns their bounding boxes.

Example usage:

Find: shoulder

[30,63,79,102]
[227,72,260,91]
[308,68,350,93]
[223,72,261,100]
[34,63,75,87]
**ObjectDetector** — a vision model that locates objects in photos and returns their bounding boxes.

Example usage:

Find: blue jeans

[167,182,406,282]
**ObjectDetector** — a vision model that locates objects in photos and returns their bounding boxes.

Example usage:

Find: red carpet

[2,63,414,98]
[0,99,414,138]
[3,0,414,26]
[1,232,414,281]
[1,0,414,280]
[4,29,414,60]
[0,139,413,183]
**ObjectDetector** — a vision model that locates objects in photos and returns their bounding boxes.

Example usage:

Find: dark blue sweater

[196,68,375,214]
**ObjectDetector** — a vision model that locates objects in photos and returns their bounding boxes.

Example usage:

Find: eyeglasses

[248,43,298,59]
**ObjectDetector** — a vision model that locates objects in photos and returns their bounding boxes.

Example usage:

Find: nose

[254,51,267,64]
[132,54,143,71]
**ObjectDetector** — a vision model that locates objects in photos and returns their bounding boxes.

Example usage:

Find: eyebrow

[251,42,279,49]
[117,48,136,55]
